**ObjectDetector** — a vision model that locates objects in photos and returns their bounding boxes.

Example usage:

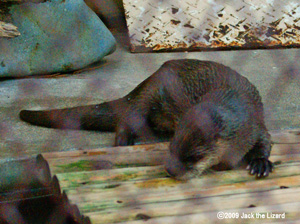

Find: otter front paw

[247,158,273,178]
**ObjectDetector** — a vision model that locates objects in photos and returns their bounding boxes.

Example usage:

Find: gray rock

[0,0,116,77]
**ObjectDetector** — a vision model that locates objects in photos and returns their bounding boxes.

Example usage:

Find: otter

[165,89,273,179]
[20,59,273,178]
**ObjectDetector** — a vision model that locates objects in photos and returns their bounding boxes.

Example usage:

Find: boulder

[0,0,116,77]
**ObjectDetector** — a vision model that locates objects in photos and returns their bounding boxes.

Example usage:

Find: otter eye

[151,106,156,111]
[95,105,99,109]
[127,97,131,101]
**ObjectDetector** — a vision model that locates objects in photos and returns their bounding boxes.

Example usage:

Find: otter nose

[165,157,187,178]
[165,166,177,177]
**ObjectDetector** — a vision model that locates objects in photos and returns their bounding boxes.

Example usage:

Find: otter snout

[165,155,188,178]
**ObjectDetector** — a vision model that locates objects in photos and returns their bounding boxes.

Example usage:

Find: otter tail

[19,99,124,132]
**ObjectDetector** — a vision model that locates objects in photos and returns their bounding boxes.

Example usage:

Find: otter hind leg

[115,125,135,146]
[244,130,274,177]
[114,111,158,146]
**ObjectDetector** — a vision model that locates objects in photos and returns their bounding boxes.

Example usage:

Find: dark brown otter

[165,89,273,179]
[20,59,273,178]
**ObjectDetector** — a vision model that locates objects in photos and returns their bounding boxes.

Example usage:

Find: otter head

[165,141,214,180]
[165,104,221,180]
[165,152,190,179]
[165,127,218,180]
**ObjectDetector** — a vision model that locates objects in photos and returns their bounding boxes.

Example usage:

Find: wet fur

[20,59,273,178]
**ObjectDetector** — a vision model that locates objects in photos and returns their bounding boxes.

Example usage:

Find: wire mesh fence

[0,0,300,223]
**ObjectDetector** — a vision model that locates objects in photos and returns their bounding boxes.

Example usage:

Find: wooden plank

[42,142,168,160]
[68,176,300,223]
[42,129,300,161]
[57,164,300,219]
[41,129,300,223]
[56,162,300,189]
[43,142,168,171]
[45,147,300,174]
[87,192,300,224]
[115,202,300,224]
[43,129,300,174]
[63,174,300,205]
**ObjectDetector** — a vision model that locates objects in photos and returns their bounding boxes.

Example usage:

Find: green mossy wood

[40,129,300,223]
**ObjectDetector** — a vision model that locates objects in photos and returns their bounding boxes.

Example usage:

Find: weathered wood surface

[43,130,300,174]
[0,21,20,38]
[43,129,300,223]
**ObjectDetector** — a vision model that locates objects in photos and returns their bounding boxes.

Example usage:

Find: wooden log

[40,129,300,223]
[42,142,168,160]
[56,162,300,190]
[43,139,300,175]
[41,148,300,175]
[56,164,300,219]
[43,142,169,173]
[66,175,300,223]
[67,174,300,208]
[114,202,300,224]
[86,188,300,224]
[0,154,51,195]
[44,143,300,174]
[39,131,300,223]
[62,170,300,203]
